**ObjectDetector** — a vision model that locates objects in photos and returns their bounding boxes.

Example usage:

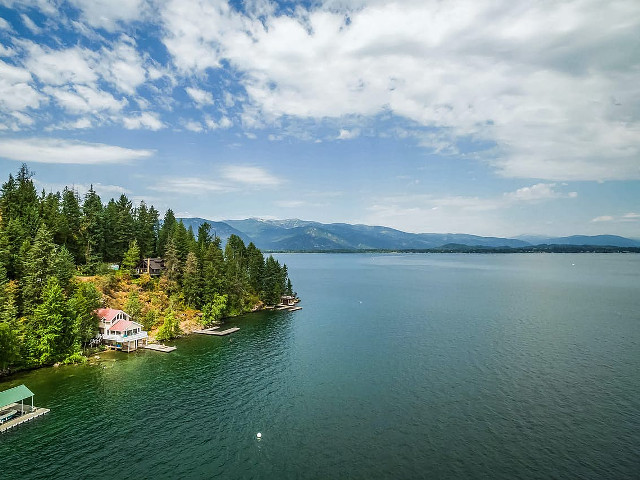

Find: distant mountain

[177,217,640,251]
[529,235,640,248]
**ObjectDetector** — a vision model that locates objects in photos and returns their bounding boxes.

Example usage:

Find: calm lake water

[1,253,639,479]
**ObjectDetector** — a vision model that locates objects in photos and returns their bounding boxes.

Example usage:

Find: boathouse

[281,295,296,306]
[95,308,148,352]
[0,384,49,432]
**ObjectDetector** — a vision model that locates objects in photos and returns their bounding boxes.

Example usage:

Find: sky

[0,0,638,238]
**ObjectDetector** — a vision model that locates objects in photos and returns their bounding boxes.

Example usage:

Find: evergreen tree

[14,164,41,239]
[81,186,104,267]
[164,238,181,283]
[135,201,158,258]
[0,321,19,370]
[53,246,76,294]
[246,242,265,293]
[173,221,191,263]
[33,277,76,364]
[40,191,61,243]
[69,282,101,347]
[157,209,176,257]
[122,240,141,273]
[60,187,83,262]
[22,224,57,315]
[182,251,200,307]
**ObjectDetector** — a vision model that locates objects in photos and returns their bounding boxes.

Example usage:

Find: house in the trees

[135,257,165,276]
[95,308,148,352]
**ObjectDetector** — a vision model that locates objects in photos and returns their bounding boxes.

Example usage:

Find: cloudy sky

[0,0,638,237]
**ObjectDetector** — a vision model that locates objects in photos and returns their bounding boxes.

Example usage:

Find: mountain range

[177,218,640,251]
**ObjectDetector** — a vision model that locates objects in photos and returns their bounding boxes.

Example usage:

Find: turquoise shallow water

[1,253,639,479]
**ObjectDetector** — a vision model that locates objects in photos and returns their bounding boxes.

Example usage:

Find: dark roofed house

[136,257,165,276]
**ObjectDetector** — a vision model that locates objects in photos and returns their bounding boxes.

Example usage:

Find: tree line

[0,165,293,372]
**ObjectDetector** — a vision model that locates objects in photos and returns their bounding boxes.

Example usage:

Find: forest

[0,165,294,374]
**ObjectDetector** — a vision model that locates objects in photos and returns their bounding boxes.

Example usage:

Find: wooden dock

[276,305,303,312]
[0,407,50,433]
[194,327,240,336]
[144,343,177,353]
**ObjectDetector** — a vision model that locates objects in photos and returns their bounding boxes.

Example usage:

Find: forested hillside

[0,165,293,374]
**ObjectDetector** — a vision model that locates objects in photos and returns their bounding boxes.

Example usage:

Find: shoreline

[0,300,298,381]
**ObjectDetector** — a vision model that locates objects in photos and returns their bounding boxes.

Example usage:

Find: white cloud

[204,115,232,129]
[592,212,640,223]
[0,0,58,15]
[159,0,640,181]
[0,138,154,164]
[0,59,43,111]
[503,183,576,203]
[20,13,40,34]
[44,84,126,114]
[149,177,232,194]
[186,87,214,107]
[221,165,281,186]
[122,111,165,130]
[591,215,614,223]
[337,128,360,140]
[0,17,13,30]
[97,36,147,95]
[68,0,149,32]
[183,119,203,132]
[23,43,98,86]
[0,44,15,56]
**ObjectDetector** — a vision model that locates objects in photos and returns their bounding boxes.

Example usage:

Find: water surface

[1,253,639,479]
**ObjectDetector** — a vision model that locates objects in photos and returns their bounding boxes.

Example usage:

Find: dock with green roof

[0,384,49,433]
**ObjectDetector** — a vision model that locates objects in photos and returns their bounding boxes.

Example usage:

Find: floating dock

[0,406,50,433]
[194,327,240,336]
[144,343,177,353]
[276,305,303,311]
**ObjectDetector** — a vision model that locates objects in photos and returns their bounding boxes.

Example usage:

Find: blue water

[1,253,639,479]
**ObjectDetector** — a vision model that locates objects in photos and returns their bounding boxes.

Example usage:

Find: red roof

[109,319,138,332]
[95,308,123,322]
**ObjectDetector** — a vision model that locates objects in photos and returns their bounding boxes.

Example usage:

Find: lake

[1,253,639,479]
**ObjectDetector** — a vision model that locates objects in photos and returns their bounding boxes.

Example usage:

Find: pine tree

[53,246,76,294]
[60,187,83,262]
[182,251,200,307]
[82,186,104,267]
[157,209,176,257]
[22,224,57,315]
[69,282,101,347]
[33,277,76,364]
[122,240,141,273]
[164,238,181,283]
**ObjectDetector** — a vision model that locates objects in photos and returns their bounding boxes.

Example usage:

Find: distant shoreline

[268,246,640,254]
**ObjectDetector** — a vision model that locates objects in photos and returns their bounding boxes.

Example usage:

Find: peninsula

[0,165,295,376]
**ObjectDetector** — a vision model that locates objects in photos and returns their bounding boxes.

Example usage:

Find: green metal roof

[0,384,34,409]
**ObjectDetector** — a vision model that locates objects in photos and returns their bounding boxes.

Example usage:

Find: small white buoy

[256,432,262,439]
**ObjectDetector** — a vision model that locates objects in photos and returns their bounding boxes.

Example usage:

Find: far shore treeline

[0,165,294,374]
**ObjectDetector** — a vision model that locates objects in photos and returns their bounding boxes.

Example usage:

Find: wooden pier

[194,326,240,336]
[0,406,50,433]
[144,343,177,353]
[276,305,303,312]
